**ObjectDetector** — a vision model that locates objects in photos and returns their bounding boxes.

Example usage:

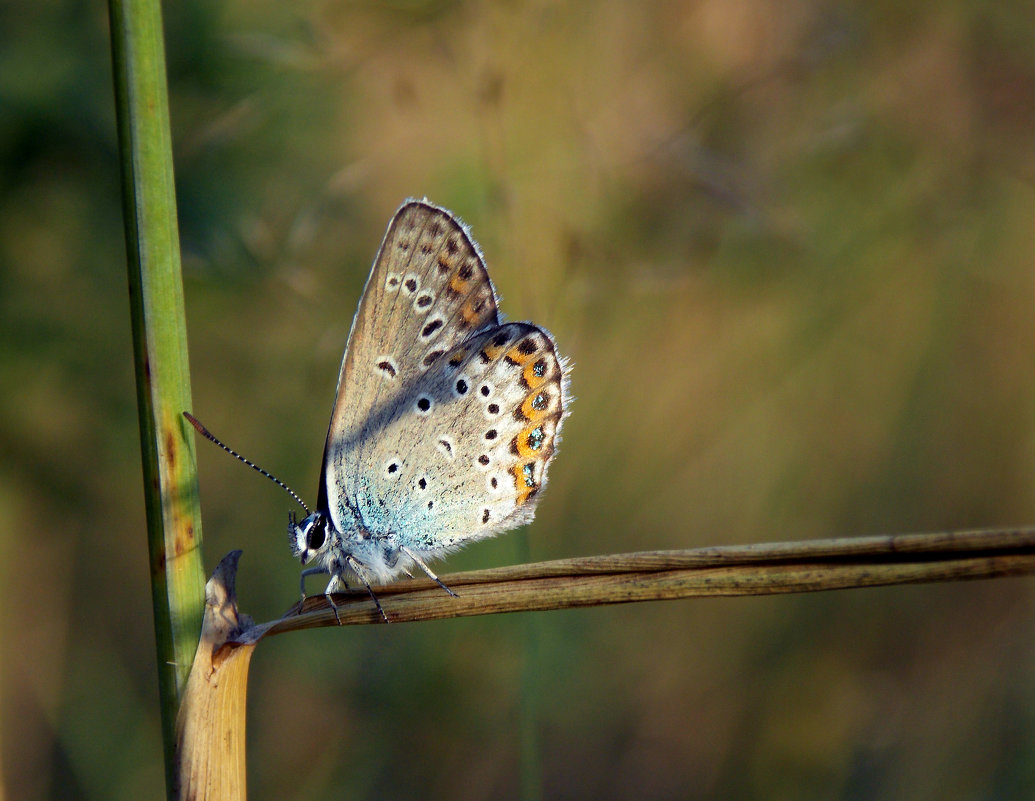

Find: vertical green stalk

[108,0,206,795]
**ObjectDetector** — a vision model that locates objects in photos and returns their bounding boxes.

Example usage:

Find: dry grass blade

[175,551,253,801]
[240,526,1035,635]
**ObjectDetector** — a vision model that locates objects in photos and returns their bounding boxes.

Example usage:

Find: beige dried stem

[174,526,1035,799]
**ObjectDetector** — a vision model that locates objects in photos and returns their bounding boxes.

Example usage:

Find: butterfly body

[290,199,568,600]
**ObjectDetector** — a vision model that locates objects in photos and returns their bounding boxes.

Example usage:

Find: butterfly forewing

[322,201,503,536]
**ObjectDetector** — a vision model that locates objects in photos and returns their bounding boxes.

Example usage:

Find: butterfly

[188,200,568,620]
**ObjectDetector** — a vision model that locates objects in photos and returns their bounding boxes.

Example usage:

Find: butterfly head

[289,510,331,565]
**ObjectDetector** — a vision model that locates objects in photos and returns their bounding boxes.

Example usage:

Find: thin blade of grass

[108,0,206,792]
[250,526,1035,632]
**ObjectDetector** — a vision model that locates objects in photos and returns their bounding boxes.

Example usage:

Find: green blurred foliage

[3,0,1035,799]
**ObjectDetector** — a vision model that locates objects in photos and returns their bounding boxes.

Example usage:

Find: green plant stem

[108,0,206,793]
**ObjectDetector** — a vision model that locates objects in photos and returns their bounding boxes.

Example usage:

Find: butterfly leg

[400,546,459,598]
[321,573,351,625]
[345,555,389,623]
[300,565,329,601]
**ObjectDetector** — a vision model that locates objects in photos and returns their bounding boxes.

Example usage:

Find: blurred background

[3,1,1035,799]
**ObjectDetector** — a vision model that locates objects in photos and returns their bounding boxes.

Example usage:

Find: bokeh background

[4,1,1035,799]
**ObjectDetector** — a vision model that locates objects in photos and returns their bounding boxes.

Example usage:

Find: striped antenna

[183,411,311,515]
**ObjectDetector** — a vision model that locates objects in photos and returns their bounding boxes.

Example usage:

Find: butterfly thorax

[290,507,422,586]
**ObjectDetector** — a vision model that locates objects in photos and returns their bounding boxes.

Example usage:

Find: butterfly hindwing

[362,321,566,551]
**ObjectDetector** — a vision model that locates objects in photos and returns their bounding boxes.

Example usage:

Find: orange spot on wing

[520,390,551,420]
[461,301,485,327]
[522,359,548,390]
[481,343,505,362]
[514,424,550,459]
[506,345,534,366]
[511,462,539,505]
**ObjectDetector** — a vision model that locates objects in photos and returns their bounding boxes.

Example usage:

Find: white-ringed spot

[414,396,433,416]
[452,375,471,398]
[375,357,399,379]
[437,436,455,459]
[421,318,444,339]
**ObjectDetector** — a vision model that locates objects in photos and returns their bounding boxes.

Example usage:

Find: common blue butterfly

[188,199,568,620]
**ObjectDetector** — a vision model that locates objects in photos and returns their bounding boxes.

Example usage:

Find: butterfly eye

[306,518,327,551]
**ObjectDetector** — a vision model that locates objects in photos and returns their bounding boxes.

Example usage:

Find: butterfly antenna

[182,411,311,515]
